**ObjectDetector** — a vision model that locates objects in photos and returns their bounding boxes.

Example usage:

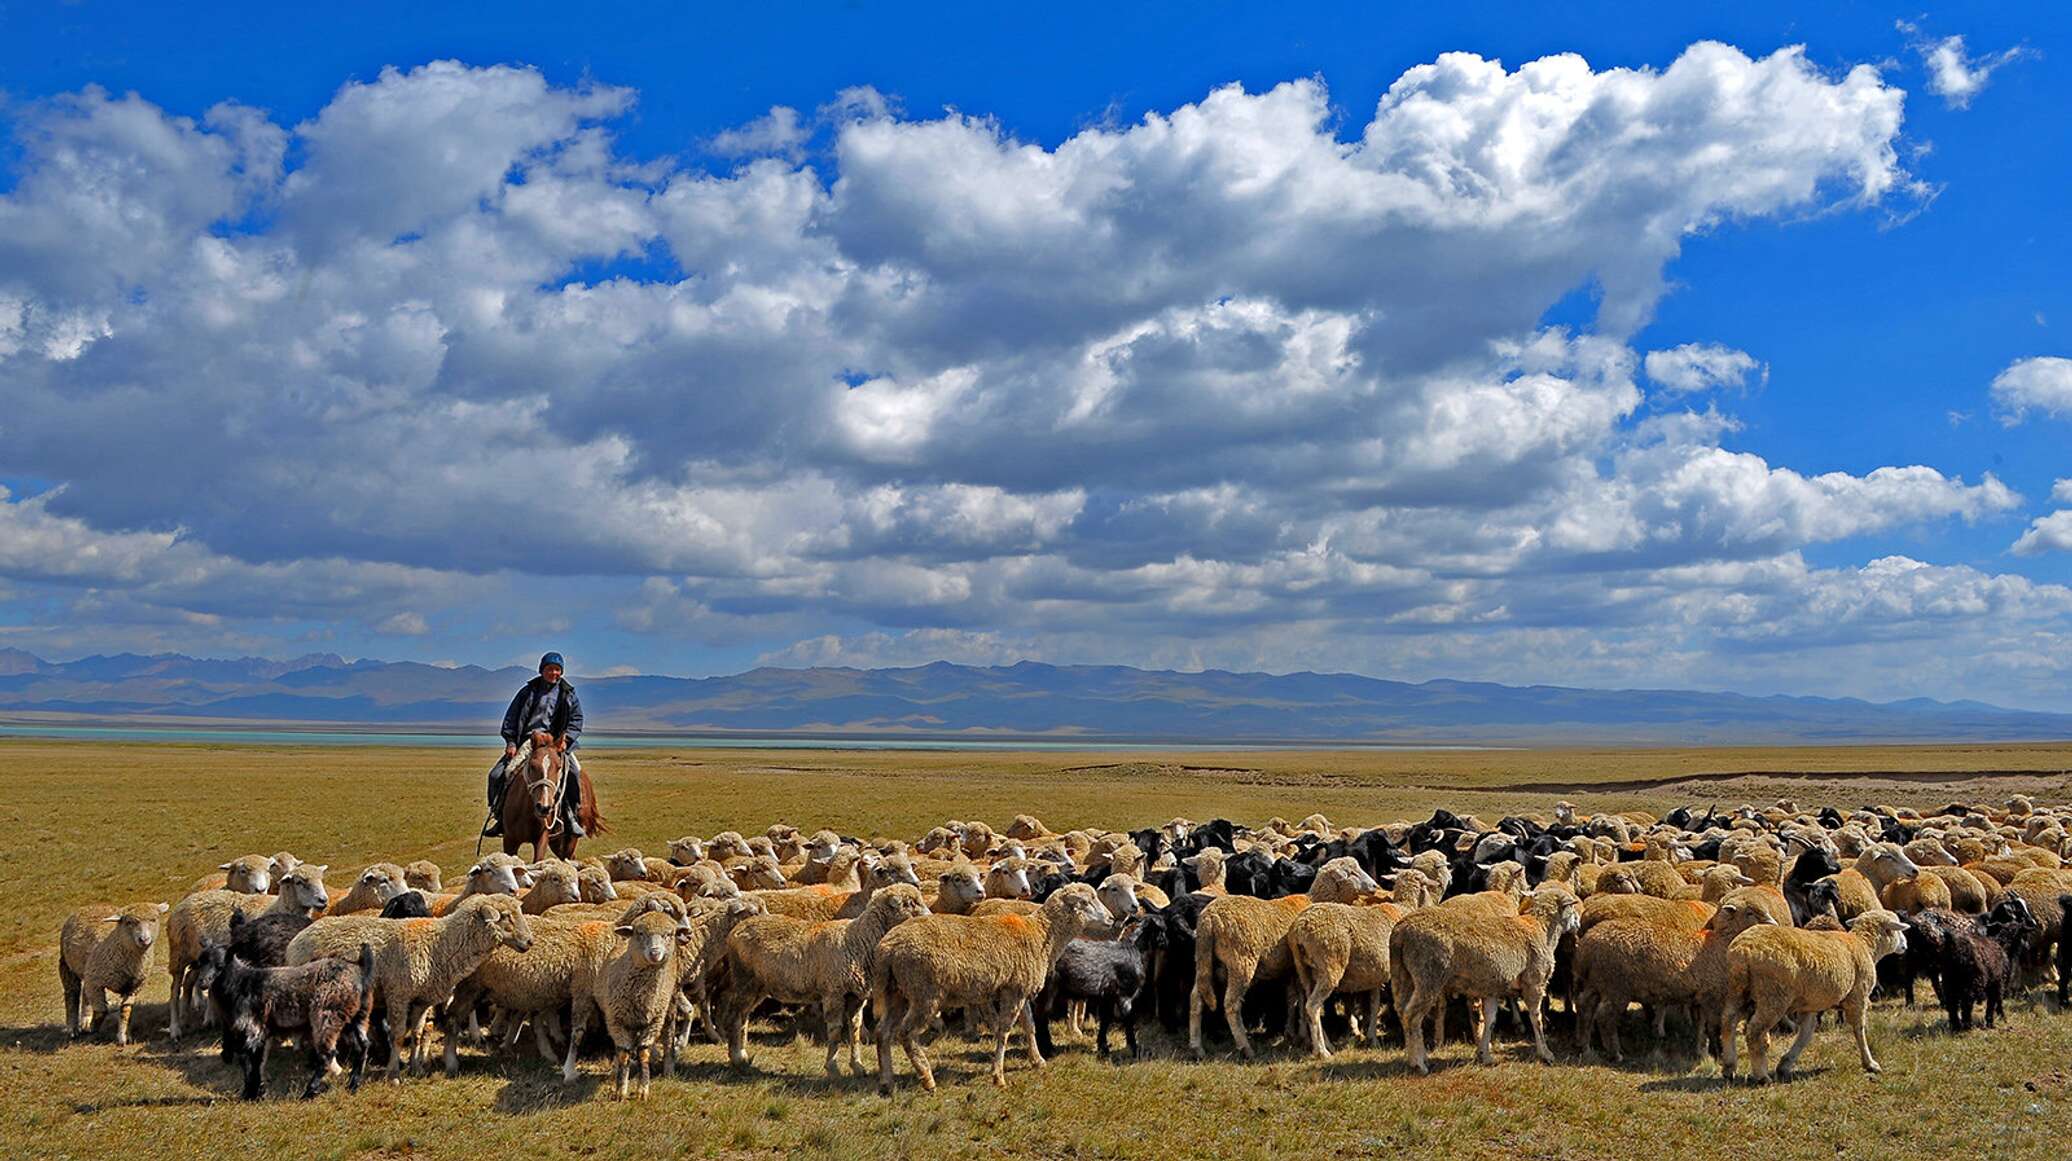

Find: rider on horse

[484,652,586,838]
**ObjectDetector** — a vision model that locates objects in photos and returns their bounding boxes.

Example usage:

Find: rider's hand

[504,743,519,758]
[555,736,569,752]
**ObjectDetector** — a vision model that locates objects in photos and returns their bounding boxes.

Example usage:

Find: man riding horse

[484,652,591,845]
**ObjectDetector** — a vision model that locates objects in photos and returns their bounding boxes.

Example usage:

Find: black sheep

[2059,895,2072,1011]
[227,908,314,968]
[378,891,434,918]
[1782,848,1843,926]
[1033,912,1172,1058]
[200,942,378,1098]
[1938,896,2038,1031]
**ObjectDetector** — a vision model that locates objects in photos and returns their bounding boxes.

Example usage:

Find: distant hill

[2,648,2069,745]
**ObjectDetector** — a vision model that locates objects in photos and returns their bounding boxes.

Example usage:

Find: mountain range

[2,647,2069,745]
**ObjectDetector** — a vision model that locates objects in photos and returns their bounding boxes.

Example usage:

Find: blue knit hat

[539,652,565,671]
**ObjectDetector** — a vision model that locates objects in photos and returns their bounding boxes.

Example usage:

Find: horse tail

[577,766,607,837]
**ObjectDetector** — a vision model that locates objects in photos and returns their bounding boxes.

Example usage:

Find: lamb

[1031,912,1173,1060]
[520,860,586,914]
[717,884,931,1075]
[982,856,1035,900]
[166,863,330,1039]
[929,864,988,915]
[1285,897,1411,1058]
[227,907,317,969]
[566,910,686,1100]
[1187,858,1381,1058]
[1720,909,1910,1083]
[379,892,434,919]
[58,901,168,1045]
[872,882,1111,1093]
[1571,895,1776,1062]
[325,864,409,917]
[189,854,275,895]
[1934,897,2038,1031]
[422,856,529,916]
[403,860,444,893]
[202,941,378,1099]
[1390,885,1581,1074]
[285,893,537,1080]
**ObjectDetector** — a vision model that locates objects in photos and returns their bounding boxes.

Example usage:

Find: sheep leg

[724,991,758,1071]
[1222,969,1255,1059]
[637,1045,652,1100]
[988,998,1015,1086]
[1402,987,1434,1075]
[1188,983,1207,1059]
[165,964,182,1040]
[533,1010,562,1064]
[1845,999,1879,1074]
[562,1001,591,1083]
[60,966,81,1038]
[1475,996,1499,1065]
[1363,991,1381,1049]
[613,1047,629,1100]
[1743,997,1788,1083]
[1303,974,1334,1059]
[1775,1012,1819,1079]
[242,1033,270,1100]
[1017,998,1045,1068]
[343,1020,369,1094]
[875,992,904,1096]
[902,999,938,1092]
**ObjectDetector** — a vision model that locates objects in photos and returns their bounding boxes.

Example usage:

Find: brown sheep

[1391,885,1580,1073]
[59,901,168,1045]
[1572,894,1775,1061]
[871,883,1110,1092]
[1720,909,1909,1083]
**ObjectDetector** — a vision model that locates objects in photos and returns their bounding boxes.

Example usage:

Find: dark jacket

[501,677,583,749]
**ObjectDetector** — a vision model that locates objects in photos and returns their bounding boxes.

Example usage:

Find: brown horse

[500,732,604,861]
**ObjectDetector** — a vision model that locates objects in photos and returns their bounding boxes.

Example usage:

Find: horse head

[524,732,566,823]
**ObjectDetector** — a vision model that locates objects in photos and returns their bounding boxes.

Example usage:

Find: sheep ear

[614,925,636,936]
[156,902,170,914]
[467,864,484,876]
[99,914,123,924]
[219,862,235,871]
[310,864,327,873]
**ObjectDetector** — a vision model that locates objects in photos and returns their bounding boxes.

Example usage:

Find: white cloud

[1,47,2060,702]
[708,106,809,158]
[2012,511,2072,557]
[1991,356,2072,424]
[1643,343,1765,395]
[1901,23,2029,109]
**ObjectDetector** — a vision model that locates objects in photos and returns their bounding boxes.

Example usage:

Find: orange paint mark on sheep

[989,915,1034,933]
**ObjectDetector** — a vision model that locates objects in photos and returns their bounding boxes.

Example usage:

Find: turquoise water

[0,723,1484,751]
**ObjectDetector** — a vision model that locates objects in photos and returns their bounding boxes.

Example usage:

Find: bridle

[527,738,571,834]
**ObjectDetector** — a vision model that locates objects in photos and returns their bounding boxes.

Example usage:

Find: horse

[500,732,604,861]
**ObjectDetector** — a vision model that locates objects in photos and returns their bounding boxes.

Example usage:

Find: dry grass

[7,738,2072,1159]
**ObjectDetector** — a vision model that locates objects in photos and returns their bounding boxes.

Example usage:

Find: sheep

[1390,885,1580,1074]
[1285,897,1412,1057]
[667,836,707,866]
[189,854,275,895]
[1006,814,1050,841]
[1919,865,1994,914]
[1880,869,1955,914]
[441,912,629,1074]
[166,864,330,1039]
[1933,897,2038,1031]
[326,864,409,917]
[659,894,767,1064]
[930,864,988,915]
[1571,895,1777,1062]
[1187,858,1381,1058]
[286,894,537,1080]
[563,910,685,1100]
[58,901,168,1045]
[717,884,932,1075]
[2058,894,2072,1010]
[379,892,434,919]
[1031,912,1173,1059]
[203,941,378,1099]
[520,860,586,914]
[578,863,621,904]
[227,907,316,969]
[403,860,444,893]
[669,862,736,900]
[1720,909,1910,1083]
[1827,843,1921,921]
[982,856,1034,901]
[421,857,528,916]
[1997,867,2072,983]
[872,882,1111,1093]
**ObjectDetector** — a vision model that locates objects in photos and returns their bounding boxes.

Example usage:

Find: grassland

[6,738,2072,1160]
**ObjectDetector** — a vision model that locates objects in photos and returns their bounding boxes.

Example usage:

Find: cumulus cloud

[1900,22,2030,109]
[1643,343,1765,396]
[0,48,2061,703]
[1991,356,2072,424]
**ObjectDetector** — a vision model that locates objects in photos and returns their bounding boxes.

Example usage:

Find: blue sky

[1,3,2069,705]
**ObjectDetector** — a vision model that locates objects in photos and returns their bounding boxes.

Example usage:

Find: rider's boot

[482,768,506,837]
[560,762,586,838]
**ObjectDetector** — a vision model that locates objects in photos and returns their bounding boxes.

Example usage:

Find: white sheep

[59,901,168,1045]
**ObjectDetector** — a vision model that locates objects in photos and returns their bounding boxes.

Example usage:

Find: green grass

[6,739,2072,1159]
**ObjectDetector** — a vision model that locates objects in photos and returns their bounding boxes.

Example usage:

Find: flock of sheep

[56,794,2072,1101]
